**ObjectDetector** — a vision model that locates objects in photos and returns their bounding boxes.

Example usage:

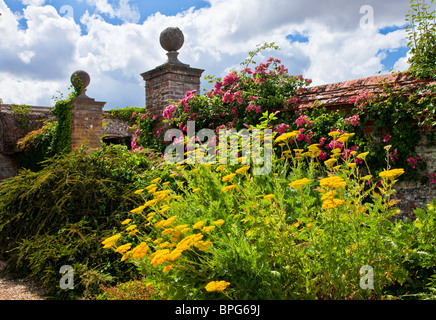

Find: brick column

[140,27,204,119]
[70,70,106,151]
[141,64,204,117]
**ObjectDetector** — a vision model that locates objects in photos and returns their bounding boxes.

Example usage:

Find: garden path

[0,260,46,300]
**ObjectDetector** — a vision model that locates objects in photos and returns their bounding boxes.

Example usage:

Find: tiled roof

[295,73,436,109]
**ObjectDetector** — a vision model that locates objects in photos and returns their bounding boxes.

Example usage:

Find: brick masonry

[70,98,106,151]
[141,63,204,119]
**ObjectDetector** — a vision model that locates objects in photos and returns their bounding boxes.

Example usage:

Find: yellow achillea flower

[153,238,163,244]
[169,173,176,178]
[176,233,203,251]
[201,226,215,233]
[379,168,405,179]
[170,232,181,242]
[235,166,250,174]
[148,187,158,194]
[321,190,337,201]
[128,229,138,235]
[115,243,132,254]
[215,164,226,172]
[121,219,131,225]
[161,228,173,235]
[162,215,177,227]
[151,177,161,184]
[163,265,173,272]
[213,219,225,227]
[288,178,311,189]
[162,181,170,186]
[102,234,121,248]
[320,176,346,189]
[157,241,170,248]
[134,189,144,194]
[338,133,355,143]
[149,249,171,266]
[193,221,205,229]
[195,240,213,251]
[222,185,237,192]
[131,242,149,259]
[192,187,201,193]
[168,249,183,261]
[328,131,341,137]
[264,194,275,199]
[125,225,136,231]
[347,163,356,168]
[357,152,369,160]
[155,215,177,228]
[192,168,200,173]
[222,173,237,182]
[333,165,341,170]
[175,224,189,231]
[144,199,157,207]
[145,184,157,190]
[130,205,146,214]
[180,227,190,234]
[121,251,132,261]
[159,206,170,214]
[274,131,299,143]
[205,280,231,292]
[322,198,344,210]
[324,158,337,167]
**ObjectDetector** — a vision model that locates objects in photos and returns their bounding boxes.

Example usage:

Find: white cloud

[21,0,45,6]
[0,0,414,108]
[85,0,140,23]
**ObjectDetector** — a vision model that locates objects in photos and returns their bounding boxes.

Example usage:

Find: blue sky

[0,0,415,109]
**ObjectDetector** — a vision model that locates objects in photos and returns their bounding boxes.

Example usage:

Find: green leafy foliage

[0,145,151,298]
[406,0,436,79]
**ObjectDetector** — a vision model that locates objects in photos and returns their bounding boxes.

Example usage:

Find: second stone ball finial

[71,70,92,99]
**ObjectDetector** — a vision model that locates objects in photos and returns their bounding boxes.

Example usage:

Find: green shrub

[0,144,151,298]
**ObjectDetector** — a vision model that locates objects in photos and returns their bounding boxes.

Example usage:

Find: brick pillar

[141,64,204,118]
[70,70,106,151]
[140,27,204,119]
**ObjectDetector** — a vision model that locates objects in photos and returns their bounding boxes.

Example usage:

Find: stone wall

[0,104,132,182]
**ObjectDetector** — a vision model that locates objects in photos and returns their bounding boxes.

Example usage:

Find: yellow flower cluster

[379,168,405,179]
[222,173,236,182]
[101,234,121,249]
[274,131,299,143]
[222,185,237,192]
[205,280,231,292]
[319,183,345,210]
[288,178,311,189]
[235,166,250,174]
[319,176,346,189]
[155,215,178,228]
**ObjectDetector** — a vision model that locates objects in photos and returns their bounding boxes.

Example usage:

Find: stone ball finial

[71,70,90,89]
[160,27,184,52]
